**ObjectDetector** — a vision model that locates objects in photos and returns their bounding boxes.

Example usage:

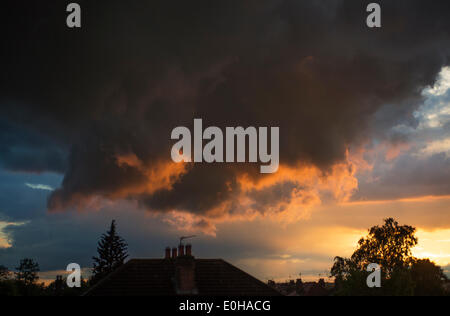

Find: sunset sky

[1,0,450,283]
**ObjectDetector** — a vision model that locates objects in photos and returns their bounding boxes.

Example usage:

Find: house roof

[85,258,281,296]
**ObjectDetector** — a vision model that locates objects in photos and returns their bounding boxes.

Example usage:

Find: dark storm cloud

[141,164,241,213]
[247,182,299,214]
[1,0,450,214]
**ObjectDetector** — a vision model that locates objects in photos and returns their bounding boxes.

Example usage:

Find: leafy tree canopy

[15,258,39,286]
[331,218,448,296]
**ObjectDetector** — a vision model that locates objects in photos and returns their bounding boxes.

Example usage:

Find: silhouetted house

[269,279,299,296]
[268,278,332,296]
[302,281,330,296]
[85,244,280,296]
[54,275,64,296]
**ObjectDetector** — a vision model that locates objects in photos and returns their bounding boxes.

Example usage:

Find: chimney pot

[186,244,192,256]
[172,247,178,258]
[165,247,171,259]
[179,244,185,256]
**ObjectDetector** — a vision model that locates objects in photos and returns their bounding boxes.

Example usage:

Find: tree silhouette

[351,218,418,275]
[410,259,447,296]
[92,220,128,283]
[45,275,89,296]
[331,218,447,296]
[0,265,9,281]
[15,258,39,286]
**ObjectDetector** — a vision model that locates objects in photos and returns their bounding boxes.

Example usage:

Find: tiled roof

[85,259,281,296]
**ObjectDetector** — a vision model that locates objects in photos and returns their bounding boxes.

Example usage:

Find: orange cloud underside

[163,157,360,236]
[115,153,189,197]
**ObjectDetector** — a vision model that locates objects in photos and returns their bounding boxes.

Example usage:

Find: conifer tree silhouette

[92,220,128,283]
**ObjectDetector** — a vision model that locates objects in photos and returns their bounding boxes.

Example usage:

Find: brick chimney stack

[172,247,178,259]
[178,244,185,256]
[186,244,192,256]
[165,247,171,259]
[175,244,197,294]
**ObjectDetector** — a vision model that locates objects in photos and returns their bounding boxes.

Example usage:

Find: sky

[1,0,450,283]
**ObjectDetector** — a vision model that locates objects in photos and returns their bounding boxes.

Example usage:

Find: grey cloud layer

[355,69,450,201]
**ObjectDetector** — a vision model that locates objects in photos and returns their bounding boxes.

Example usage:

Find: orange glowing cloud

[238,160,358,203]
[115,153,190,197]
[49,153,190,212]
[162,154,361,235]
